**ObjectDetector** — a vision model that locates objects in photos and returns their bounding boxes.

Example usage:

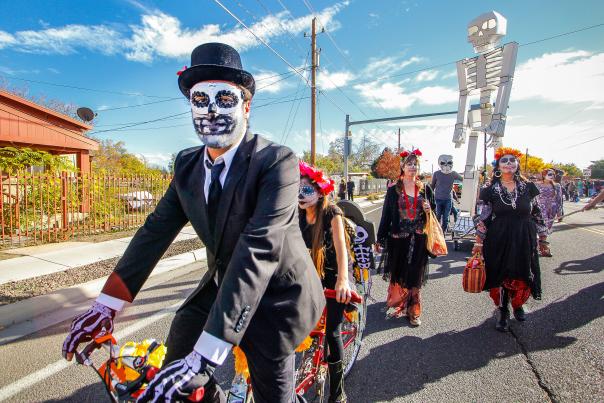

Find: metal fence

[0,172,171,248]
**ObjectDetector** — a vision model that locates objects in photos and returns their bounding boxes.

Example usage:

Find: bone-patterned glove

[137,350,217,403]
[62,302,115,361]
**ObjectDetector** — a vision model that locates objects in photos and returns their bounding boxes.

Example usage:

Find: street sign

[344,138,352,156]
[583,168,591,177]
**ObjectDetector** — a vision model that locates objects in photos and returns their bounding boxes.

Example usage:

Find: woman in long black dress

[298,161,352,403]
[473,147,548,332]
[376,149,435,326]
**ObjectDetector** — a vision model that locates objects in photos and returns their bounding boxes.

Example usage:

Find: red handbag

[462,252,486,293]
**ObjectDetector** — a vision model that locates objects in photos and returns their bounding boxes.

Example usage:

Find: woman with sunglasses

[473,147,548,332]
[376,149,434,326]
[298,161,352,403]
[536,168,564,256]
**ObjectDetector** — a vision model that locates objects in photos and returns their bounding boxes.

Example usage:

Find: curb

[0,248,207,341]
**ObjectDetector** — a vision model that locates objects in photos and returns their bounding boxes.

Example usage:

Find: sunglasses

[299,185,316,196]
[439,161,453,166]
[500,157,517,164]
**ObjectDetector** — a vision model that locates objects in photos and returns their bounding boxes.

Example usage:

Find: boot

[327,360,347,403]
[495,288,510,332]
[496,307,510,332]
[513,306,526,322]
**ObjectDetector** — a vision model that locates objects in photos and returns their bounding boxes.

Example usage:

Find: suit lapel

[214,132,255,251]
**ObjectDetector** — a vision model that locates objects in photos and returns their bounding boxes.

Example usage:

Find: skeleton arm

[453,59,470,148]
[486,42,518,138]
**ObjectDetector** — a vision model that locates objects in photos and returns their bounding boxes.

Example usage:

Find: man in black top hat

[62,43,325,402]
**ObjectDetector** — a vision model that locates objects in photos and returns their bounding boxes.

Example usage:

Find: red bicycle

[76,288,366,403]
[293,289,365,402]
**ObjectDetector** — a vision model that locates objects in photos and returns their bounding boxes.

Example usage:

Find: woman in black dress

[376,149,434,326]
[473,147,548,332]
[298,161,352,403]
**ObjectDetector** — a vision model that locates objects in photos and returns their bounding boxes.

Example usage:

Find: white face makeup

[499,154,519,174]
[545,170,555,180]
[438,154,454,174]
[403,160,418,177]
[298,177,320,209]
[190,81,247,148]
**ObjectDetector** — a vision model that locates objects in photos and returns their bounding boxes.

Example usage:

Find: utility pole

[397,128,401,152]
[310,17,317,165]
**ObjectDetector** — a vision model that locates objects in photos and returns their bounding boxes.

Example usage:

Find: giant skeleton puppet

[452,11,518,214]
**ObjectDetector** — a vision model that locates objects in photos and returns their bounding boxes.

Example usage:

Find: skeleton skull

[467,11,507,54]
[438,155,454,174]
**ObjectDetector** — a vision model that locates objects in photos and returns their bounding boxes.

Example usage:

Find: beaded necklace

[496,181,518,209]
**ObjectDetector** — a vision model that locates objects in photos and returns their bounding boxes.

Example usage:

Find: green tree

[0,147,74,174]
[350,133,381,172]
[91,139,163,176]
[551,162,582,178]
[589,159,604,179]
[301,152,340,175]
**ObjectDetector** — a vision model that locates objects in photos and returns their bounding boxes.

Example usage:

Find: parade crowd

[57,41,603,403]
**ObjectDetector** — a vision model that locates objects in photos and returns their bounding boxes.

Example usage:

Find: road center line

[364,206,383,215]
[0,300,183,402]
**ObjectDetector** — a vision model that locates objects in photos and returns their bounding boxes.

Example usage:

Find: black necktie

[206,160,225,237]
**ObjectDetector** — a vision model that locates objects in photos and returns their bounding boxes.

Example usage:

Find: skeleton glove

[62,302,115,360]
[136,350,216,403]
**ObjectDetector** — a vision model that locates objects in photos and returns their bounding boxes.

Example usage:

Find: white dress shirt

[97,135,245,366]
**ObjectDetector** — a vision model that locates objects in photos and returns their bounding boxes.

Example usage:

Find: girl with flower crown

[473,147,548,332]
[298,161,352,403]
[375,149,435,326]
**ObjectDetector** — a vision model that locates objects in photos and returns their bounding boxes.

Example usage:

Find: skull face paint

[298,177,320,209]
[499,154,519,174]
[190,81,247,148]
[438,154,454,174]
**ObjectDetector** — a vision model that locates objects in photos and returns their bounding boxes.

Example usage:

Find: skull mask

[190,81,248,149]
[438,154,454,174]
[467,11,507,54]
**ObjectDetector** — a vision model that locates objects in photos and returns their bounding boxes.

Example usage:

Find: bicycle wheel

[341,293,367,377]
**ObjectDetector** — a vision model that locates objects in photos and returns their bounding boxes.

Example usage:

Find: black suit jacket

[102,132,325,359]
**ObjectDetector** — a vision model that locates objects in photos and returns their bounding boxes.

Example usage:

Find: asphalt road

[0,200,602,402]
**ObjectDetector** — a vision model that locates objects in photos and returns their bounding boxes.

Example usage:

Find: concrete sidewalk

[0,194,384,286]
[0,225,198,285]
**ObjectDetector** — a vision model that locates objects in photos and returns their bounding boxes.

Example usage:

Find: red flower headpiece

[299,161,335,196]
[176,66,188,76]
[494,147,523,161]
[399,148,423,159]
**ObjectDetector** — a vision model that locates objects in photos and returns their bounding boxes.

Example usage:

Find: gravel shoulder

[0,237,203,306]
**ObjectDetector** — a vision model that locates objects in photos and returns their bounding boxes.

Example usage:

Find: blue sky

[1,0,603,171]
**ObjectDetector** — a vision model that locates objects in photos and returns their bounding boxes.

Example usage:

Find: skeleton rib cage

[460,46,506,94]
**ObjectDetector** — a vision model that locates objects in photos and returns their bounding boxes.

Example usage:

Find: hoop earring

[494,170,502,178]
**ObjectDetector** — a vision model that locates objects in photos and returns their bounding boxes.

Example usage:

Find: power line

[98,97,183,112]
[2,76,174,99]
[567,133,604,148]
[213,0,311,87]
[519,22,604,47]
[90,111,191,134]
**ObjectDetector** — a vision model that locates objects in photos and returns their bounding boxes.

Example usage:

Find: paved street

[0,201,602,402]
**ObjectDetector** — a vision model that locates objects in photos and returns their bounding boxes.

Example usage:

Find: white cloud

[361,55,423,78]
[254,71,294,93]
[415,69,438,82]
[317,69,355,90]
[6,25,123,55]
[442,69,457,79]
[354,81,458,111]
[125,2,348,62]
[0,1,348,63]
[137,152,172,168]
[513,50,604,106]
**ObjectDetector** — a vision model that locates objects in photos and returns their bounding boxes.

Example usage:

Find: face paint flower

[190,81,247,148]
[298,177,320,209]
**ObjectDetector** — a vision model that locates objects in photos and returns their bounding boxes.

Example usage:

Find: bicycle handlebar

[323,289,362,304]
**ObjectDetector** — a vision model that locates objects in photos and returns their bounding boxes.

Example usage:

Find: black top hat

[177,43,255,98]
